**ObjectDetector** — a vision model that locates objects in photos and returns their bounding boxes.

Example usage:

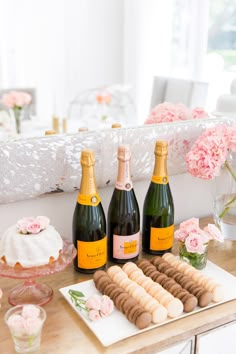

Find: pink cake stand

[0,240,77,306]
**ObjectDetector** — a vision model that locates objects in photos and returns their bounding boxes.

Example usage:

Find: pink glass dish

[0,240,76,306]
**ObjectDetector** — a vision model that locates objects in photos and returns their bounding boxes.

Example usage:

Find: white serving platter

[59,261,236,347]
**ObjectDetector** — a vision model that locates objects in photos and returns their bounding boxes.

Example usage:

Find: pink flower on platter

[185,233,206,254]
[191,107,208,119]
[26,222,41,234]
[22,304,40,319]
[100,295,114,317]
[88,309,100,321]
[1,91,31,109]
[85,294,101,311]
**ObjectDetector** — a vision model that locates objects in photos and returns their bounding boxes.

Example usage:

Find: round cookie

[135,311,152,329]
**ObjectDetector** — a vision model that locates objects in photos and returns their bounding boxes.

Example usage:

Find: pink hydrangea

[145,102,192,124]
[144,102,208,124]
[185,125,230,179]
[1,91,31,109]
[191,107,208,119]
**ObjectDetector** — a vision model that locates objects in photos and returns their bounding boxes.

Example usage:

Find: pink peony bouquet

[17,216,50,235]
[144,102,208,124]
[1,91,32,134]
[185,124,236,218]
[69,290,114,321]
[175,218,223,269]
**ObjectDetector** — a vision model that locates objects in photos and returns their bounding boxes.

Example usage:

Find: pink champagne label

[113,232,140,259]
[115,180,133,191]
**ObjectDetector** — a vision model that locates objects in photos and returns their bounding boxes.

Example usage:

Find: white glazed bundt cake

[0,216,63,268]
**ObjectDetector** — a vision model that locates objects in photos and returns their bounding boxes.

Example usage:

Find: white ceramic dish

[59,261,236,347]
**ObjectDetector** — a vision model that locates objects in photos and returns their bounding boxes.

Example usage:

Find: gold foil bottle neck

[80,150,95,167]
[45,130,57,135]
[155,141,168,156]
[78,127,89,132]
[117,144,131,162]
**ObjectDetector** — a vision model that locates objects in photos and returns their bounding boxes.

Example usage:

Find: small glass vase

[179,241,208,270]
[212,152,236,240]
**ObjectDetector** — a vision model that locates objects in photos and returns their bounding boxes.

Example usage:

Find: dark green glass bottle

[142,141,174,255]
[72,150,107,273]
[108,144,140,263]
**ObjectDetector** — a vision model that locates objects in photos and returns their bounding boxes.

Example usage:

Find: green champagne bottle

[72,149,107,273]
[108,144,140,263]
[142,140,174,255]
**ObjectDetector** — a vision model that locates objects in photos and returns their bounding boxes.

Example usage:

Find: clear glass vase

[179,241,208,270]
[212,152,236,240]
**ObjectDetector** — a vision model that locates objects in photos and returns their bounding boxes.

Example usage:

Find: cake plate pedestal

[0,240,76,306]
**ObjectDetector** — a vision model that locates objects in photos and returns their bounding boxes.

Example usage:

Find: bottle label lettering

[77,237,107,269]
[151,175,169,185]
[150,225,174,251]
[113,232,140,259]
[77,193,101,206]
[115,181,133,191]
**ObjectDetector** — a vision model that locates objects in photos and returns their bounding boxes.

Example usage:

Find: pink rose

[7,314,26,335]
[17,217,35,234]
[36,216,50,230]
[100,295,114,317]
[185,233,206,254]
[26,222,41,234]
[22,305,40,319]
[204,224,224,242]
[88,309,100,321]
[24,317,42,335]
[85,294,101,311]
[174,229,188,242]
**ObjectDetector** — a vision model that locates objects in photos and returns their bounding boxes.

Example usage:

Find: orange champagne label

[77,193,101,206]
[151,175,169,184]
[77,237,107,269]
[150,225,174,251]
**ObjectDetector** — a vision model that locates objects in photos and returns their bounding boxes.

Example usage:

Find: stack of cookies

[93,270,152,329]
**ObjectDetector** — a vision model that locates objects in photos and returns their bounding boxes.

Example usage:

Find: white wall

[0,0,124,124]
[0,173,214,240]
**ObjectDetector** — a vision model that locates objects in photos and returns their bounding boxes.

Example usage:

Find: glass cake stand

[0,240,77,306]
